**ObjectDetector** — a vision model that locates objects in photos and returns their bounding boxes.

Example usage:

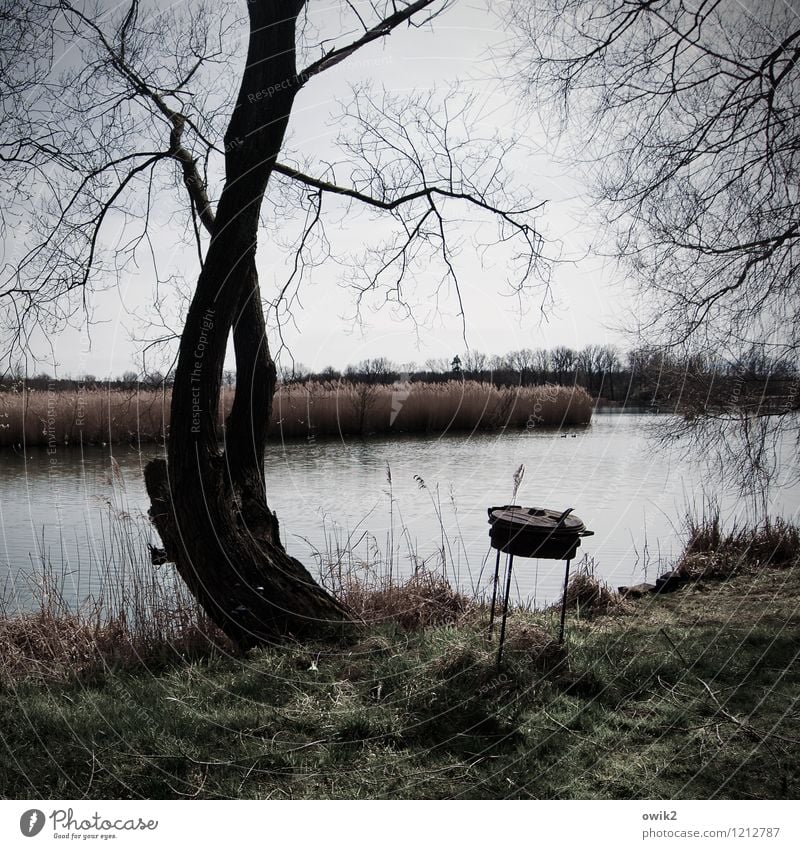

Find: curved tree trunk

[144,0,357,647]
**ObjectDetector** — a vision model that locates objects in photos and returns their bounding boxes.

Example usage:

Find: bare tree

[1,0,546,645]
[530,347,550,383]
[461,348,487,380]
[507,347,534,383]
[509,0,800,492]
[120,370,139,389]
[423,357,451,374]
[345,357,397,384]
[551,345,576,385]
[576,344,602,394]
[596,344,620,400]
[346,381,380,434]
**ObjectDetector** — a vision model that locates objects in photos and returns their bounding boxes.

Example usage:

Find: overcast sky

[13,0,628,379]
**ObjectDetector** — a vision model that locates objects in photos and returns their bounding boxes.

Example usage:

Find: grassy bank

[1,515,797,799]
[0,380,592,447]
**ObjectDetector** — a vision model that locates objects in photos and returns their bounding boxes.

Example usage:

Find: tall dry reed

[0,385,171,447]
[0,381,591,447]
[674,510,800,579]
[0,460,480,680]
[0,506,231,683]
[270,380,592,439]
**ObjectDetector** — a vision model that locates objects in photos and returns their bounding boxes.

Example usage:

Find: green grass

[2,565,797,799]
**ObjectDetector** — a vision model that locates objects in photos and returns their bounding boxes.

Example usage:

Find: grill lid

[487,505,588,536]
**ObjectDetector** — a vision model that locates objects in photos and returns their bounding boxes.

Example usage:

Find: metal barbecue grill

[487,505,594,664]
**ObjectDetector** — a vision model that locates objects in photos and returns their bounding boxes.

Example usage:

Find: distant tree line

[3,343,797,413]
[0,370,165,392]
[284,344,799,412]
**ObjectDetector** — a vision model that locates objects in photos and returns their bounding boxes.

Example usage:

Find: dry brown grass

[562,558,630,617]
[673,514,800,580]
[0,563,475,682]
[500,621,568,670]
[0,380,592,446]
[338,570,474,631]
[0,488,476,681]
[0,515,232,684]
[0,609,229,683]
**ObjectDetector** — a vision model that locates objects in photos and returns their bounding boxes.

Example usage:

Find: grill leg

[497,553,515,668]
[488,548,502,636]
[558,558,572,644]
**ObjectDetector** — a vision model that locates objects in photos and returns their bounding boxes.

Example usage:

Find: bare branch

[298,0,450,82]
[508,0,800,494]
[58,1,217,232]
[273,160,542,218]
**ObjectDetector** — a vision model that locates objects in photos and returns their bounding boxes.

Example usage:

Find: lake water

[1,413,798,612]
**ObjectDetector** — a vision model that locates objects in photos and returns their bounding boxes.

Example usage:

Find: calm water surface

[1,414,798,610]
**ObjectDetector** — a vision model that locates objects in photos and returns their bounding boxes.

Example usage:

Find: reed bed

[0,380,592,447]
[674,511,800,580]
[0,541,472,684]
[0,470,477,682]
[0,511,231,684]
[271,380,592,439]
[0,385,170,447]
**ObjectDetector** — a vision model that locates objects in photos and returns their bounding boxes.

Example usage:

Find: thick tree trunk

[144,0,357,647]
